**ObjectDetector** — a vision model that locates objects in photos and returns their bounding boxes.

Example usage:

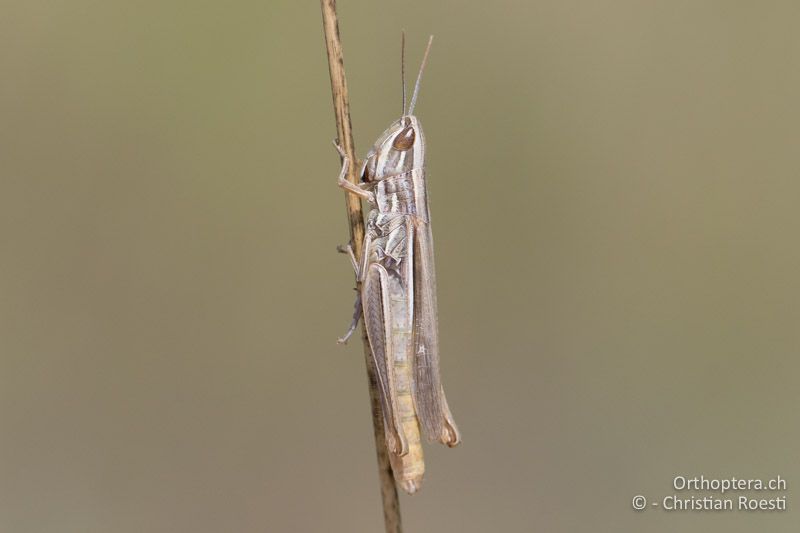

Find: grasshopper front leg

[333,141,375,204]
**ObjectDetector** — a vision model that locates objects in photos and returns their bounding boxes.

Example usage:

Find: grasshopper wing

[411,218,460,446]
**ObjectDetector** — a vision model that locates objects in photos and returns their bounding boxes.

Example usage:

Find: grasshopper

[333,35,460,494]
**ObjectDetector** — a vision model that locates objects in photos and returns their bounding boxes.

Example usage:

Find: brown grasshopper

[334,35,460,494]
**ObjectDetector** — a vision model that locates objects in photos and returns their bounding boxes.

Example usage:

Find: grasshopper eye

[392,126,415,151]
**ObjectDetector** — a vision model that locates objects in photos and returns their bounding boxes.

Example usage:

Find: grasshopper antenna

[401,30,406,116]
[407,35,433,115]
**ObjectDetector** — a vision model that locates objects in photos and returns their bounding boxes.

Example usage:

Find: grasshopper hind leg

[439,390,461,447]
[363,263,409,456]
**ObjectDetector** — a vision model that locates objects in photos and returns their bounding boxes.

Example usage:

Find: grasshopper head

[362,115,424,182]
[361,34,433,184]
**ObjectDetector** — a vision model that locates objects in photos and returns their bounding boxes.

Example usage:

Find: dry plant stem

[319,1,402,532]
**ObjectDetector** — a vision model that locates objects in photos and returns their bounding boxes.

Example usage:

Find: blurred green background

[2,1,798,532]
